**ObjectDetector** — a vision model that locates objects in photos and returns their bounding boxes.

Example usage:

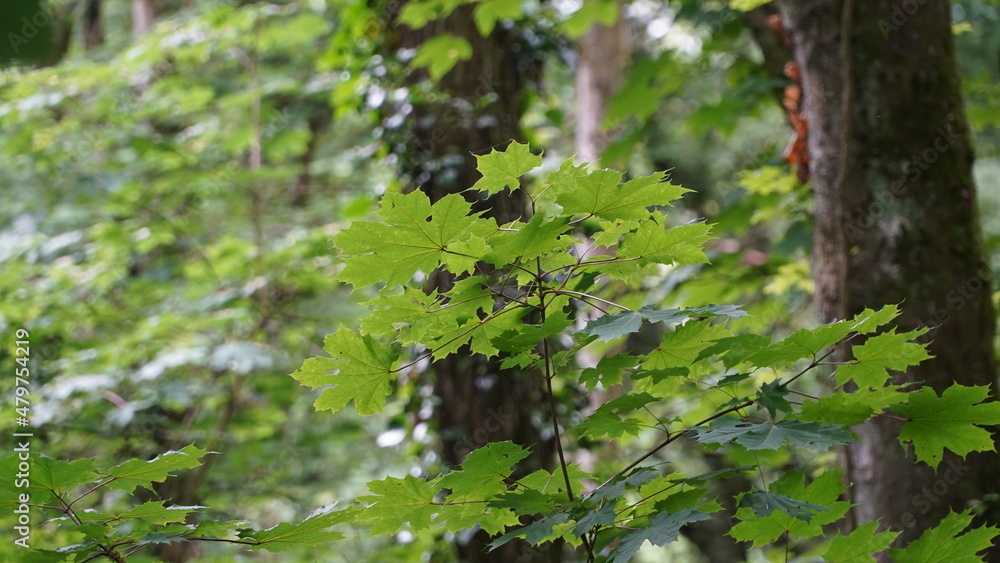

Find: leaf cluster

[288,142,1000,561]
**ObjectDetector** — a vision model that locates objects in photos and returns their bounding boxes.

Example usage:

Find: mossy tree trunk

[777,1,999,559]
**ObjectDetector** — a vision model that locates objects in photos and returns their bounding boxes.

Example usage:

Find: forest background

[2,0,1000,562]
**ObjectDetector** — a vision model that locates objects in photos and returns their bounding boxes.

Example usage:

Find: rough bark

[776,1,999,559]
[390,4,559,562]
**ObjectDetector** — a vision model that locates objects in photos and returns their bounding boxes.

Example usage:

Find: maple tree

[287,142,1000,561]
[3,141,999,561]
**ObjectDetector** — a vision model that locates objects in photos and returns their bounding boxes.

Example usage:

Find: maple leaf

[118,501,204,526]
[742,306,899,369]
[738,491,828,521]
[823,521,899,562]
[889,510,999,562]
[241,504,355,551]
[470,141,542,196]
[100,445,210,494]
[556,171,689,221]
[489,512,570,550]
[579,354,637,390]
[609,509,712,563]
[292,328,399,415]
[576,392,658,439]
[895,384,1000,468]
[579,304,746,343]
[334,191,486,289]
[642,320,730,371]
[835,328,931,388]
[695,418,853,450]
[618,215,711,266]
[439,442,530,501]
[729,470,849,546]
[483,213,569,266]
[358,474,441,535]
[799,386,909,426]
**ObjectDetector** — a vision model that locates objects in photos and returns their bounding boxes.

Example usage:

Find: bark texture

[776,1,999,559]
[390,4,559,562]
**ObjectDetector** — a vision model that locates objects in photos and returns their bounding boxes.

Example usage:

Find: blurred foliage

[0,0,997,561]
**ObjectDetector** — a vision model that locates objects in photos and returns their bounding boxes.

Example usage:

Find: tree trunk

[776,1,1000,559]
[390,4,560,562]
[132,0,156,39]
[574,4,629,164]
[82,0,103,50]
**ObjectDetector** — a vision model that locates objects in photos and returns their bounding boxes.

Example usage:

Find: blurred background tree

[1,0,998,561]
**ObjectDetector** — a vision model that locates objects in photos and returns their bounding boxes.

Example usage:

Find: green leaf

[741,305,900,369]
[576,392,658,439]
[473,0,525,35]
[696,418,853,450]
[428,302,530,359]
[745,321,853,368]
[556,171,688,221]
[642,320,730,371]
[823,521,899,562]
[37,456,98,493]
[358,474,440,535]
[800,386,908,426]
[695,334,771,368]
[618,216,710,266]
[849,305,902,334]
[359,286,443,339]
[730,0,772,11]
[442,234,490,275]
[579,304,746,343]
[573,502,618,535]
[729,470,850,546]
[437,500,520,536]
[334,190,484,289]
[588,468,658,503]
[398,0,467,28]
[580,309,643,342]
[836,328,932,388]
[411,34,473,80]
[758,381,793,417]
[489,512,570,549]
[243,504,354,551]
[118,501,204,526]
[609,509,712,563]
[562,0,619,38]
[579,354,637,389]
[889,510,999,562]
[470,141,542,196]
[895,384,1000,468]
[101,445,210,494]
[295,328,399,415]
[738,491,828,521]
[484,214,569,266]
[439,442,530,501]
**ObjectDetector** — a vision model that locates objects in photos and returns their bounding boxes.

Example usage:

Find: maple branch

[549,289,634,313]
